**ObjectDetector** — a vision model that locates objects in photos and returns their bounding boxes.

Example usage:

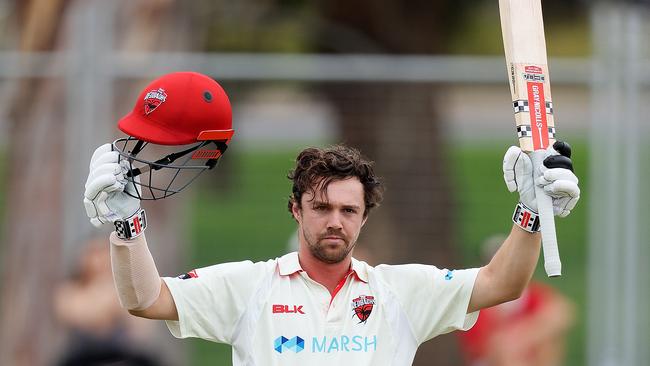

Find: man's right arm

[110,232,178,321]
[128,280,178,321]
[84,144,179,320]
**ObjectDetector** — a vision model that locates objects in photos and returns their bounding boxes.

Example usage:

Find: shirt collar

[350,257,369,283]
[278,252,302,276]
[278,252,368,283]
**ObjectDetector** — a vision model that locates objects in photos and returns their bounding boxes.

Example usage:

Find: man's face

[292,178,367,264]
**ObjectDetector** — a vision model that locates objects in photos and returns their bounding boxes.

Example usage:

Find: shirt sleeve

[375,264,480,343]
[162,259,273,344]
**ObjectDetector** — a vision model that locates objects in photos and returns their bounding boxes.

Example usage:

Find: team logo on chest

[143,87,167,115]
[351,295,375,324]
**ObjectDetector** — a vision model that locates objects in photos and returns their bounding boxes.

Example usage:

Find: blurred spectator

[457,235,575,366]
[53,236,160,366]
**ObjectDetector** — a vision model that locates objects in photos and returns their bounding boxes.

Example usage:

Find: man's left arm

[468,225,540,313]
[467,141,580,313]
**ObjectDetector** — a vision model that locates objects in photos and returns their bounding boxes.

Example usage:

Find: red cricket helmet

[118,71,234,145]
[112,72,235,200]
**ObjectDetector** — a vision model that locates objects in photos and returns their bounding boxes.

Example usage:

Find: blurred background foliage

[194,0,589,55]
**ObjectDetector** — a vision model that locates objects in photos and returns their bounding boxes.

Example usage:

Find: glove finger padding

[90,145,119,170]
[84,192,113,226]
[503,146,537,212]
[94,191,122,222]
[85,163,124,189]
[84,172,123,200]
[503,146,533,193]
[551,140,572,158]
[552,195,578,217]
[83,197,100,224]
[543,155,574,172]
[543,178,580,198]
[536,167,579,187]
[89,143,112,166]
[541,141,573,171]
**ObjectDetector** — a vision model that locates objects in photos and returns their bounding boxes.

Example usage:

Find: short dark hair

[287,145,384,217]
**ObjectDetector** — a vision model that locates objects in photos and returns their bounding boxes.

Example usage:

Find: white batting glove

[503,141,580,217]
[536,142,580,217]
[83,143,141,228]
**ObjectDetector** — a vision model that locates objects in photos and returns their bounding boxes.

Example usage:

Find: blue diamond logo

[274,336,305,353]
[445,270,454,280]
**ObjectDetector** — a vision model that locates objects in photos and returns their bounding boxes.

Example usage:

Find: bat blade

[499,0,561,277]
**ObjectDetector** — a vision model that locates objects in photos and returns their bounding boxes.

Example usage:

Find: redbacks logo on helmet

[112,71,235,200]
[143,88,167,115]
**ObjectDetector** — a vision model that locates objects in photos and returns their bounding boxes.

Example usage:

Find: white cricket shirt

[163,252,480,365]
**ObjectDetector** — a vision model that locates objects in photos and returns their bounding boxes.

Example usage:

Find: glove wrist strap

[512,202,540,233]
[114,208,147,240]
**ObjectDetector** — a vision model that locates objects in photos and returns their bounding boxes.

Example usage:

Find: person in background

[457,234,575,366]
[53,236,159,366]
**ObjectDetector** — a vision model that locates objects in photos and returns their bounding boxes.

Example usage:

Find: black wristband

[512,202,540,233]
[114,208,147,240]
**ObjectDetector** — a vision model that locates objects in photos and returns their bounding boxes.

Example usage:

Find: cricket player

[83,72,580,365]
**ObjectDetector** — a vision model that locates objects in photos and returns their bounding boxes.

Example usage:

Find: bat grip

[531,150,562,277]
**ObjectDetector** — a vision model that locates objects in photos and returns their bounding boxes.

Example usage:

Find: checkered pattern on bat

[517,125,557,139]
[512,100,553,115]
[114,209,147,240]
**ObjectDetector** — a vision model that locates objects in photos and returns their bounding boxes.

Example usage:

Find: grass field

[185,141,588,365]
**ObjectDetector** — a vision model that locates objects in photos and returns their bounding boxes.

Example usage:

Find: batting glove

[503,141,580,218]
[83,143,141,228]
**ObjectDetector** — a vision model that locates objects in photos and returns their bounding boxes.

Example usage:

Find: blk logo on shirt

[273,304,305,314]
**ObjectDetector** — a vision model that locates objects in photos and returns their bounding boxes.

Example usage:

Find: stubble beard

[302,227,356,264]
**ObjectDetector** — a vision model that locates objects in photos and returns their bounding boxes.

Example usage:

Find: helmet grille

[112,137,228,200]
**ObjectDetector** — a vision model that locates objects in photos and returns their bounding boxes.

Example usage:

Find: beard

[302,227,356,264]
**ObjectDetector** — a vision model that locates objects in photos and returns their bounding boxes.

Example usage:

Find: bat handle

[531,150,562,277]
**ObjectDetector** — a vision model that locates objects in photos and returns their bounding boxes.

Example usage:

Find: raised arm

[468,225,539,312]
[110,232,178,320]
[84,143,178,320]
[468,141,579,313]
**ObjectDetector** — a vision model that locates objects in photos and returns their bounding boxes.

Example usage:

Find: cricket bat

[499,0,561,277]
